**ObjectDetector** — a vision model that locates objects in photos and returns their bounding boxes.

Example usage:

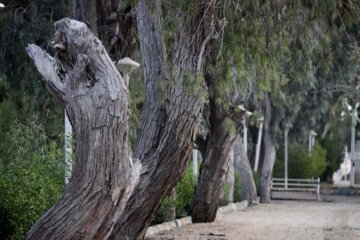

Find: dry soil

[148,196,360,240]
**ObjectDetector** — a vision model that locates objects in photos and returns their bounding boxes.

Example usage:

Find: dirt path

[148,196,360,240]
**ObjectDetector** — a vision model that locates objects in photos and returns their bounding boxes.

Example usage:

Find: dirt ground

[148,196,360,240]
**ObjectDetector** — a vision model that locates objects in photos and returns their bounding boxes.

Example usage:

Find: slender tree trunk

[191,65,243,222]
[191,119,238,222]
[260,95,276,203]
[233,137,257,204]
[73,0,98,34]
[25,19,140,239]
[109,1,220,239]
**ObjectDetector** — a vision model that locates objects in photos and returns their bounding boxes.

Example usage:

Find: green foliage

[221,182,230,206]
[319,131,346,181]
[174,164,195,217]
[233,173,241,202]
[274,143,327,179]
[151,164,195,224]
[0,120,64,240]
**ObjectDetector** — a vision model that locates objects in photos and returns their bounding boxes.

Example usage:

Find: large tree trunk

[260,95,276,203]
[26,1,220,238]
[108,1,220,239]
[233,137,257,204]
[25,19,140,239]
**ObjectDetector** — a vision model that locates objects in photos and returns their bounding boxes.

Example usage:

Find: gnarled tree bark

[26,0,221,238]
[108,0,221,239]
[25,19,140,239]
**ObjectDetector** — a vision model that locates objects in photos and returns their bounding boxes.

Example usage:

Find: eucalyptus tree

[188,0,258,222]
[25,1,223,239]
[256,0,360,202]
[216,0,335,203]
[289,11,360,180]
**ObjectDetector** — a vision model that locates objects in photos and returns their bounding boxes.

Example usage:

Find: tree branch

[26,44,65,99]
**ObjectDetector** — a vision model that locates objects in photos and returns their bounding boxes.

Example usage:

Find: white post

[344,146,348,182]
[350,106,356,186]
[243,118,248,155]
[308,131,312,153]
[254,116,264,172]
[308,130,317,153]
[192,149,198,181]
[317,177,320,201]
[65,111,73,185]
[284,128,288,189]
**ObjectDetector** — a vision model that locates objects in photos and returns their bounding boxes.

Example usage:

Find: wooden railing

[271,178,321,201]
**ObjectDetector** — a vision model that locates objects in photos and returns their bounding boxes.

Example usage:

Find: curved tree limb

[26,44,65,99]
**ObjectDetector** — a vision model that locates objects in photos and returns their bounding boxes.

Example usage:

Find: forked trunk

[108,0,220,239]
[25,19,140,239]
[26,0,220,238]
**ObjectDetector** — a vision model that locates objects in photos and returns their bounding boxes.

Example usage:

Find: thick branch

[26,44,64,99]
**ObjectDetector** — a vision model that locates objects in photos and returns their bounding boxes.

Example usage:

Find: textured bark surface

[233,138,257,204]
[25,19,140,240]
[260,95,276,203]
[192,119,237,223]
[108,0,219,239]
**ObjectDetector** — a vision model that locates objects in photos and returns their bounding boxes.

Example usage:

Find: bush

[274,143,327,179]
[151,164,195,224]
[319,136,343,181]
[0,120,64,240]
[221,183,230,206]
[175,164,195,217]
[233,173,241,202]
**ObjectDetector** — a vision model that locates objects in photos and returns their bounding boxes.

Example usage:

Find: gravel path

[148,196,360,240]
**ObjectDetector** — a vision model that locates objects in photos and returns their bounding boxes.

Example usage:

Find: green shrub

[175,164,195,217]
[233,173,241,202]
[274,143,327,179]
[151,164,195,224]
[221,182,230,206]
[0,120,64,240]
[319,135,342,181]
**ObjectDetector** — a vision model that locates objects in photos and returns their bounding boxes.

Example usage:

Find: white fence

[271,178,321,201]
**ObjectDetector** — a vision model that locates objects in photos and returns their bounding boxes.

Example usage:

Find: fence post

[317,177,320,201]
